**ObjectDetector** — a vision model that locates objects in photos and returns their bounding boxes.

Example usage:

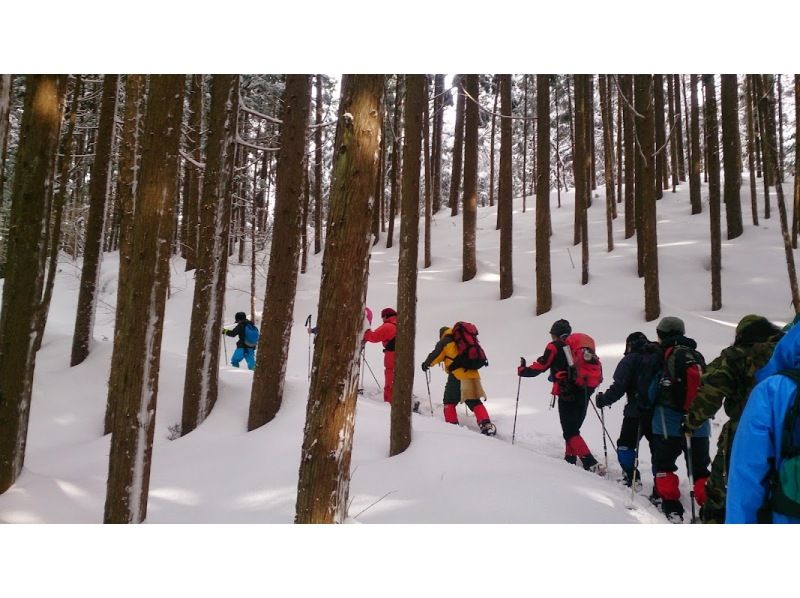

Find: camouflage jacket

[685,338,780,431]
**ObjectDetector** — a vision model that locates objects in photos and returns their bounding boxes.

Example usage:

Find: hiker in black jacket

[223,311,256,370]
[595,332,655,489]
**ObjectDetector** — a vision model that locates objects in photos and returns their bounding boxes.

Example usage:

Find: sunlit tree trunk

[449,75,465,217]
[535,74,552,315]
[704,74,722,311]
[462,74,479,282]
[689,74,703,214]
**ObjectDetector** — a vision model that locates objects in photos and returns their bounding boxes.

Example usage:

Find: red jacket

[363,315,397,351]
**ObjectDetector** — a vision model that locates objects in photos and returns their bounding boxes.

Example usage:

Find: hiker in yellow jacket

[421,326,496,436]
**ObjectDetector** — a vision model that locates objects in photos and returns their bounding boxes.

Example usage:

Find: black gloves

[596,392,610,409]
[421,361,429,372]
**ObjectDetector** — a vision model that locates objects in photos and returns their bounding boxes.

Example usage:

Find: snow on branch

[180,149,206,169]
[236,134,280,152]
[239,94,283,124]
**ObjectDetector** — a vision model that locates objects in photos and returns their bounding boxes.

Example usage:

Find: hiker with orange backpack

[421,323,496,436]
[517,319,605,474]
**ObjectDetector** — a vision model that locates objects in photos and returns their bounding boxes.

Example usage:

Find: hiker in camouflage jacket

[683,314,783,523]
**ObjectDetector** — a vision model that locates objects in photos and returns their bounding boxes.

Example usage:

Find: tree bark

[488,77,498,209]
[755,74,800,312]
[391,74,424,456]
[423,79,432,269]
[462,74,479,282]
[0,74,13,208]
[103,75,184,523]
[314,75,324,254]
[689,74,703,214]
[522,74,529,212]
[431,74,445,214]
[653,74,668,197]
[794,75,800,247]
[667,74,679,191]
[704,74,723,311]
[499,74,514,299]
[720,74,743,240]
[183,74,204,271]
[386,75,403,247]
[70,75,119,367]
[449,75,465,217]
[574,75,590,285]
[294,75,383,524]
[178,75,239,436]
[0,75,66,494]
[621,75,636,239]
[633,75,660,321]
[745,75,759,227]
[673,74,686,182]
[247,75,312,431]
[599,74,615,252]
[536,75,552,315]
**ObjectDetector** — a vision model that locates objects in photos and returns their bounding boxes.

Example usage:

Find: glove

[421,362,429,372]
[595,392,608,408]
[517,365,526,377]
[222,328,230,335]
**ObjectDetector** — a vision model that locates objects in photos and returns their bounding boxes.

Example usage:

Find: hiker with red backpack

[640,316,711,523]
[421,323,496,436]
[517,319,605,474]
[363,307,398,403]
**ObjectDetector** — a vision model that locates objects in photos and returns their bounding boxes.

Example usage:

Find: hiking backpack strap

[769,368,800,518]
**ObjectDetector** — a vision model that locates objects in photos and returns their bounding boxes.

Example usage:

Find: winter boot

[479,420,497,436]
[564,455,578,465]
[662,499,685,523]
[580,453,605,476]
[649,486,662,508]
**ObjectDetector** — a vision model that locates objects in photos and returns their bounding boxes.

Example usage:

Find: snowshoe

[478,420,497,437]
[588,463,607,477]
[648,489,662,508]
[666,512,684,524]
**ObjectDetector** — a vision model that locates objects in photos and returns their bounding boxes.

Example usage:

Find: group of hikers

[227,304,800,524]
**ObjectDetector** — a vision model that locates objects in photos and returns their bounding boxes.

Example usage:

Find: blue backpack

[244,322,260,348]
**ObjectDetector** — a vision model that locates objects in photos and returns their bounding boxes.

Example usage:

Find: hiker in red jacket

[517,319,604,474]
[363,307,397,403]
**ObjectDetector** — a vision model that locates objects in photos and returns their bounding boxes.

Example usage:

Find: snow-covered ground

[1,177,795,591]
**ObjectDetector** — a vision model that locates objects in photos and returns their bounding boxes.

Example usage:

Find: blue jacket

[726,323,800,524]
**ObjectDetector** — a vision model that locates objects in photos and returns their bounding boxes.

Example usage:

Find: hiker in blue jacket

[223,311,257,370]
[726,322,800,524]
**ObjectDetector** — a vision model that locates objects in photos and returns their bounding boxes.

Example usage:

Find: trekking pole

[425,370,434,417]
[512,376,522,444]
[305,314,312,380]
[627,420,643,509]
[362,353,382,391]
[588,396,617,452]
[222,335,228,365]
[599,401,609,472]
[684,431,698,524]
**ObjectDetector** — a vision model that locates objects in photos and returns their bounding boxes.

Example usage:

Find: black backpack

[649,344,706,412]
[759,368,800,521]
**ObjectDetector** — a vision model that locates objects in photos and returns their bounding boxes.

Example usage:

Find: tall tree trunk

[794,75,800,247]
[70,75,119,367]
[449,75,465,217]
[721,74,743,240]
[102,75,184,523]
[314,74,324,254]
[634,75,660,321]
[423,79,432,269]
[522,74,529,212]
[488,77,498,209]
[667,74,680,191]
[0,74,13,208]
[599,74,615,252]
[387,75,403,248]
[183,74,204,271]
[689,74,703,214]
[616,76,623,208]
[0,75,66,494]
[589,76,597,193]
[536,75,552,315]
[756,74,800,312]
[294,75,383,524]
[35,76,82,353]
[462,74,479,282]
[390,74,424,456]
[704,75,723,311]
[431,74,445,214]
[745,75,759,227]
[673,74,687,182]
[247,75,312,431]
[654,74,668,196]
[301,153,310,273]
[621,75,636,239]
[777,74,785,182]
[574,75,590,285]
[178,75,239,436]
[499,74,514,299]
[754,75,772,219]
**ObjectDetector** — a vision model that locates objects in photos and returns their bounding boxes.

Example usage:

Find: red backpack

[450,321,488,370]
[562,333,603,389]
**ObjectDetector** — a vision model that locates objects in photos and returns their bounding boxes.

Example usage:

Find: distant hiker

[517,319,604,474]
[223,311,259,370]
[595,332,655,490]
[682,315,783,523]
[421,325,495,436]
[641,316,710,523]
[726,321,800,523]
[363,307,397,403]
